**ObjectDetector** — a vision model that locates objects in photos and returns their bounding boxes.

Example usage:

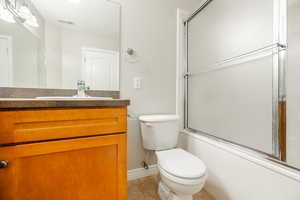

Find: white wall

[45,22,62,88]
[127,118,145,170]
[179,132,300,200]
[0,1,46,88]
[0,20,40,88]
[117,0,201,170]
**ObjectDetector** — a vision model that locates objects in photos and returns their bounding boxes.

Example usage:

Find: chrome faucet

[74,80,90,98]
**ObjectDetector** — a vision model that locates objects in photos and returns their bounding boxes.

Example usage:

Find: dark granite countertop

[0,98,130,109]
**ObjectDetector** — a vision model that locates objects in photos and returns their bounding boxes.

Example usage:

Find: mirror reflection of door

[0,0,120,90]
[82,48,119,91]
[0,35,12,87]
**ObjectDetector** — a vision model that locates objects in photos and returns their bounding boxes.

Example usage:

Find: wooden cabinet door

[0,134,127,200]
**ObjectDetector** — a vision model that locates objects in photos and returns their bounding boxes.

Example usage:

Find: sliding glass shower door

[286,0,300,169]
[185,0,286,157]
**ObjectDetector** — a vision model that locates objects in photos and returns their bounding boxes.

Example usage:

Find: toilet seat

[156,148,207,185]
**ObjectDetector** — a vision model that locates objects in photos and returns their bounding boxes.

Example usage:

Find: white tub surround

[179,131,300,200]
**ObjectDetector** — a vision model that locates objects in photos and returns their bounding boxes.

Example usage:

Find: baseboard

[128,164,158,181]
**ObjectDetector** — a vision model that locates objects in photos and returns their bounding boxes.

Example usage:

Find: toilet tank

[138,115,179,151]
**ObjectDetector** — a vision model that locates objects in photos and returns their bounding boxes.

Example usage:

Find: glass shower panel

[188,0,275,71]
[187,54,274,154]
[286,0,300,169]
[187,0,276,155]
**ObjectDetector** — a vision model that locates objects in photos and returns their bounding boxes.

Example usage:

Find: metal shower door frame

[183,0,288,161]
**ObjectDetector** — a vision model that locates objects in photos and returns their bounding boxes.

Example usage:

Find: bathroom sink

[35,96,113,100]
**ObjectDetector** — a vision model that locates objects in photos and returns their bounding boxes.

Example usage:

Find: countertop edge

[0,99,130,109]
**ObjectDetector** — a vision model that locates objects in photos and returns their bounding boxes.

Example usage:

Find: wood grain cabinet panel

[0,134,127,200]
[0,107,127,144]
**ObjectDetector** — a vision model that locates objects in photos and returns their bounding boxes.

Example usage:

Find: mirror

[0,0,120,90]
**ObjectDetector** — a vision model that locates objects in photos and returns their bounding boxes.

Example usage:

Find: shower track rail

[185,43,287,76]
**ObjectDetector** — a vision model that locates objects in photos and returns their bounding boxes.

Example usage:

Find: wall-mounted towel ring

[125,48,139,63]
[127,48,135,55]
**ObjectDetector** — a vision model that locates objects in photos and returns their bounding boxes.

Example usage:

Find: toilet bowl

[156,148,207,200]
[139,115,207,200]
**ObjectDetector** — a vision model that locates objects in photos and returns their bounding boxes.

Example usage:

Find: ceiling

[31,0,120,38]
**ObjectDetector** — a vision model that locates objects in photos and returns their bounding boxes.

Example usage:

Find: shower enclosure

[184,0,300,171]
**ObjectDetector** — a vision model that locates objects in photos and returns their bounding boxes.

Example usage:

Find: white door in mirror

[82,48,119,91]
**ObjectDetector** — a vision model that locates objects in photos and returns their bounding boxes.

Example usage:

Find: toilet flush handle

[144,122,153,127]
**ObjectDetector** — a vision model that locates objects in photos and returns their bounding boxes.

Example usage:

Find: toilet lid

[156,148,206,179]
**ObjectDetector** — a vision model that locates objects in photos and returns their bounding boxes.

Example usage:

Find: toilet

[139,115,207,200]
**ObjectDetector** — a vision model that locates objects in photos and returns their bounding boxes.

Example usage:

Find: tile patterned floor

[128,175,215,200]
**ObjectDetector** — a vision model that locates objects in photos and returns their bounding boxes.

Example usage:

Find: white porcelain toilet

[139,115,207,200]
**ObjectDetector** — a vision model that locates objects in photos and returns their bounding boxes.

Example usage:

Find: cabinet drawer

[0,134,127,200]
[0,107,127,144]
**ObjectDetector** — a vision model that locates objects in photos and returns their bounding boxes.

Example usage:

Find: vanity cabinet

[0,106,128,200]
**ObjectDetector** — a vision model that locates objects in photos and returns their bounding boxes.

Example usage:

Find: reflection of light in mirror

[18,5,32,20]
[25,14,39,27]
[17,2,39,27]
[0,0,39,27]
[0,7,16,23]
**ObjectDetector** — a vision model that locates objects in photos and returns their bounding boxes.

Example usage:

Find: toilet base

[158,182,193,200]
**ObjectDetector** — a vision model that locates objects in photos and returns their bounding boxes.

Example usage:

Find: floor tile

[128,175,215,200]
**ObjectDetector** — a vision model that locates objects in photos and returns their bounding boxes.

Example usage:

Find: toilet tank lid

[139,114,179,122]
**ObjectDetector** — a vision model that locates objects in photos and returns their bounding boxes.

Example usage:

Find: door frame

[176,9,190,131]
[0,35,13,86]
[81,47,120,91]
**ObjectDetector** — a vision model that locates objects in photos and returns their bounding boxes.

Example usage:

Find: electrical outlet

[134,77,142,89]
